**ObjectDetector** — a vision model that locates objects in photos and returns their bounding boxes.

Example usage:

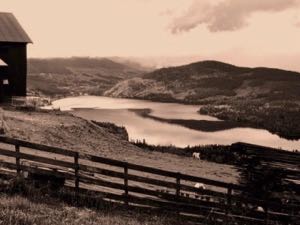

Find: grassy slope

[0,194,181,225]
[1,108,239,184]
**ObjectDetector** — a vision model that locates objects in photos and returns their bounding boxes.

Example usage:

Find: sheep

[194,182,206,190]
[194,182,206,199]
[192,152,201,160]
[22,171,29,178]
[256,206,265,212]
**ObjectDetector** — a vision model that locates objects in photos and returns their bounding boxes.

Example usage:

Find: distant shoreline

[129,108,252,132]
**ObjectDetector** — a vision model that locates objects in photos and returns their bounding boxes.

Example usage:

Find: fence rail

[0,136,298,225]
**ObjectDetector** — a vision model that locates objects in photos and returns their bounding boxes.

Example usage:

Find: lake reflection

[49,96,300,151]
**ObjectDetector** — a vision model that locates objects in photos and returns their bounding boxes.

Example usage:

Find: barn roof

[0,12,32,43]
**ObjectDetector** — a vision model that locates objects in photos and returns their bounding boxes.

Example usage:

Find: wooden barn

[0,12,32,102]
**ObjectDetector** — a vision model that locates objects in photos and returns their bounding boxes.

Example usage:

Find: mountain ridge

[105,60,300,103]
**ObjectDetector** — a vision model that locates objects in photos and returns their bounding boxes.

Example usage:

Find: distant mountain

[109,57,155,72]
[105,60,300,103]
[28,57,148,97]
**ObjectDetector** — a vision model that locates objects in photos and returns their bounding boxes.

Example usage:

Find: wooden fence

[0,136,298,225]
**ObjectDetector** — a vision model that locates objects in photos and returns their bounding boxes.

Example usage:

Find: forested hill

[105,60,300,103]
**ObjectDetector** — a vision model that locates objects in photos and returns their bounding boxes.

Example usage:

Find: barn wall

[0,42,27,96]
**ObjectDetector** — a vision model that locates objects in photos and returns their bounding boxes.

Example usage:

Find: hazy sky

[2,0,300,71]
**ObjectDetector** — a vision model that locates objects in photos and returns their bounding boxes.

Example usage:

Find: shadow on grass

[0,176,208,225]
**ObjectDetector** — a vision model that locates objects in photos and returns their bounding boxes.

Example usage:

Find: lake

[49,96,300,151]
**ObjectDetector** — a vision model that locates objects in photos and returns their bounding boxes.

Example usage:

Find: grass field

[0,193,189,225]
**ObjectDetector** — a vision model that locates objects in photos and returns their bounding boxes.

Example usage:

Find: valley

[27,57,148,98]
[27,58,300,143]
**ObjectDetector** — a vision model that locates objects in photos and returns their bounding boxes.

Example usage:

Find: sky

[2,0,300,71]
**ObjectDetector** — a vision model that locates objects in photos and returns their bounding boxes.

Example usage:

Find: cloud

[159,9,175,17]
[295,17,300,27]
[170,0,300,33]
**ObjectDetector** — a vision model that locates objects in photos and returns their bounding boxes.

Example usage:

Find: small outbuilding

[0,12,32,101]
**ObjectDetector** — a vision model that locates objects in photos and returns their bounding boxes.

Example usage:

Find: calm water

[49,96,300,151]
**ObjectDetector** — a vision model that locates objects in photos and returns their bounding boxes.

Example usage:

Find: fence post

[290,200,295,225]
[263,190,270,225]
[74,152,79,198]
[264,203,269,225]
[124,163,129,205]
[175,173,181,215]
[15,145,21,175]
[226,187,232,224]
[176,173,181,197]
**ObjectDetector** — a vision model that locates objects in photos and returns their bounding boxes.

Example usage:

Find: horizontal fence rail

[0,136,299,225]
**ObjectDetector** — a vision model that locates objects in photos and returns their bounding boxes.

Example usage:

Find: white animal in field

[192,152,200,159]
[194,182,206,190]
[194,182,206,199]
[256,206,264,212]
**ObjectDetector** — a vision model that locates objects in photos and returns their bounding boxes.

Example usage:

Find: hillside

[105,60,300,103]
[0,108,238,183]
[28,57,147,97]
[105,60,300,139]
